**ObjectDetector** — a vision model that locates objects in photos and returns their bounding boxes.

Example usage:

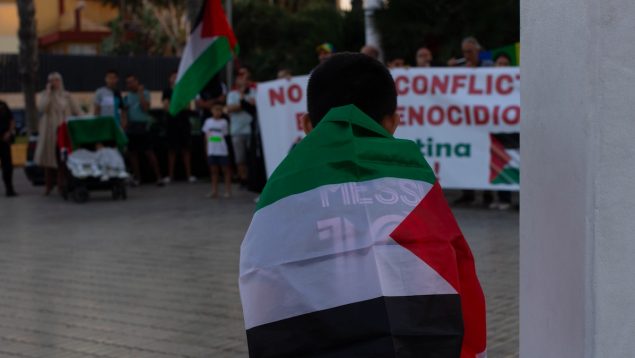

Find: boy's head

[211,104,224,118]
[304,52,399,134]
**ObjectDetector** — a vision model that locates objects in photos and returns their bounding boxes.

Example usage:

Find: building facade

[0,0,118,54]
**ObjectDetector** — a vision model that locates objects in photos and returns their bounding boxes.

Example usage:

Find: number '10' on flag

[169,0,238,116]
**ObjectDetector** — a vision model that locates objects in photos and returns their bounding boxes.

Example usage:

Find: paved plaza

[0,173,518,358]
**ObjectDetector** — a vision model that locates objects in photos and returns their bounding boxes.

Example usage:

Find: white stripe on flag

[176,24,218,82]
[239,177,457,329]
[507,149,520,166]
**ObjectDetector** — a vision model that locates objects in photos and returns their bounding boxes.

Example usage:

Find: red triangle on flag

[390,182,487,357]
[490,134,512,182]
[201,0,238,50]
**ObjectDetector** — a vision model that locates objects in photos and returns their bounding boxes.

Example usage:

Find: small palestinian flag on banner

[169,0,238,115]
[240,105,487,358]
[490,132,520,185]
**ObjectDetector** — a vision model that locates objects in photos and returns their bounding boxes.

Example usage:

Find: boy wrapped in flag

[239,53,487,357]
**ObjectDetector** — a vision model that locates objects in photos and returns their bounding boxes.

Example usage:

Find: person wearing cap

[316,42,335,64]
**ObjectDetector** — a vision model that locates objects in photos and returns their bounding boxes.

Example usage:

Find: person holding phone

[35,72,83,195]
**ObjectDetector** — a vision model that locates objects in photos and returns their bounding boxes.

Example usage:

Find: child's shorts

[208,155,230,166]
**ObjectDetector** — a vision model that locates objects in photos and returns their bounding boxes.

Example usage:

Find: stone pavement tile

[0,175,518,357]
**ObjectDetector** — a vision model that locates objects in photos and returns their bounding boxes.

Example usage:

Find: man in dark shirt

[195,75,227,120]
[162,71,196,183]
[0,100,17,197]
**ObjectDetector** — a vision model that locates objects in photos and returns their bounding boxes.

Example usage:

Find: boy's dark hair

[106,69,118,76]
[307,52,397,126]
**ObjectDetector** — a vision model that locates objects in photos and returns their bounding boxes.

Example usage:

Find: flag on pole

[240,105,487,357]
[169,0,238,115]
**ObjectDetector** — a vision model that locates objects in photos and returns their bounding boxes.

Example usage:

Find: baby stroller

[58,116,129,203]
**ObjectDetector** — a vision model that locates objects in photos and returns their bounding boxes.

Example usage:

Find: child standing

[201,104,232,198]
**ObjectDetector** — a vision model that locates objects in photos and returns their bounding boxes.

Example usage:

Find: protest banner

[255,67,520,190]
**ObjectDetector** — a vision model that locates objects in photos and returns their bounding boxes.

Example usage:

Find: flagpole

[226,0,234,89]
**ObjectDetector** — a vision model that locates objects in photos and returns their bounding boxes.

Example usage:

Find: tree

[233,1,364,80]
[187,0,204,23]
[16,0,38,133]
[101,0,191,55]
[374,0,520,65]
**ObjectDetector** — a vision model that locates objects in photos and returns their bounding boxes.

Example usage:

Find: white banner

[256,68,520,190]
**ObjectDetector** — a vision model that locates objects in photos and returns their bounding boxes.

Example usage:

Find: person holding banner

[450,36,495,207]
[360,44,380,60]
[316,42,335,63]
[415,46,434,67]
[489,52,515,210]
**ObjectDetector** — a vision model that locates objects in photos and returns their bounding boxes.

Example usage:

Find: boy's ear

[381,113,400,135]
[302,113,314,135]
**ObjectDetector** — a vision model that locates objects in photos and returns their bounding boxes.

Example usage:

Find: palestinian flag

[240,105,487,357]
[490,132,520,185]
[169,0,238,115]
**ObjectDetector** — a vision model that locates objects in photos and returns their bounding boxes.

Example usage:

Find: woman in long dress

[35,72,82,195]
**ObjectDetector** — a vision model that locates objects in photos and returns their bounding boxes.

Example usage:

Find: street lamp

[363,0,383,61]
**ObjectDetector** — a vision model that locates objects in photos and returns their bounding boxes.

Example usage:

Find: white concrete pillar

[520,0,635,357]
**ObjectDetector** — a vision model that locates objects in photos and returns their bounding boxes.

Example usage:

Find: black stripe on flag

[491,132,519,149]
[246,295,463,358]
[191,0,208,33]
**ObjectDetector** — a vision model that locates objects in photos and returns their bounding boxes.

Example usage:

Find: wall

[35,0,117,35]
[0,0,117,53]
[520,0,635,357]
[0,3,19,53]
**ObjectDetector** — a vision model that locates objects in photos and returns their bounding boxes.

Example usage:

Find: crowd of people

[0,35,516,208]
[322,36,518,210]
[0,64,261,199]
[354,36,512,69]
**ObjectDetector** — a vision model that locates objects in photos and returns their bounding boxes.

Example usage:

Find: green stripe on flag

[169,36,232,116]
[256,105,436,210]
[492,167,519,184]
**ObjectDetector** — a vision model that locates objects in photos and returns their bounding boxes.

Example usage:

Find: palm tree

[16,0,38,132]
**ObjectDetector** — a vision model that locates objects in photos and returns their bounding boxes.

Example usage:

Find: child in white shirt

[201,104,232,198]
